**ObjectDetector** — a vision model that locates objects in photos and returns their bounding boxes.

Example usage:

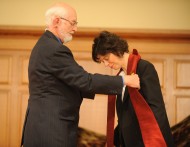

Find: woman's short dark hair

[92,31,129,63]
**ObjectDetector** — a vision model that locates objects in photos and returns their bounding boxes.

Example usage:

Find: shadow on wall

[77,115,190,147]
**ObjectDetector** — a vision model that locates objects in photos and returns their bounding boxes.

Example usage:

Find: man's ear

[52,17,60,27]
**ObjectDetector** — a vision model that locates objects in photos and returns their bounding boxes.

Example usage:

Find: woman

[92,31,175,147]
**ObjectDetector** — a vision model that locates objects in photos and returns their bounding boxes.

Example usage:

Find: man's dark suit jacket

[21,30,123,147]
[114,59,175,147]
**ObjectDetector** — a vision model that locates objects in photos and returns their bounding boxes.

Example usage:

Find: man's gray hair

[45,6,66,26]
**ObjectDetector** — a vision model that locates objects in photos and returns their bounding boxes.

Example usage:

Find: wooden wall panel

[79,95,108,135]
[176,96,190,123]
[20,57,29,85]
[0,91,10,147]
[18,92,29,136]
[176,60,190,88]
[0,56,12,84]
[148,59,165,87]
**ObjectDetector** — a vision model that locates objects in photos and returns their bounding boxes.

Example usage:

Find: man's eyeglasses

[60,17,78,27]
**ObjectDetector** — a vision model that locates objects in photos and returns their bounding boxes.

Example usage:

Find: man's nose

[73,25,77,31]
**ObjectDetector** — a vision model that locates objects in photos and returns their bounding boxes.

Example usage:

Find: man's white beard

[63,35,72,43]
[59,30,73,43]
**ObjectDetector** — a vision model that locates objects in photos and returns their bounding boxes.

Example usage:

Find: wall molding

[1,25,190,39]
[0,25,190,53]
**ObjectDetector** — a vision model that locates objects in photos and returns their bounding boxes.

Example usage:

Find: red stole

[106,49,167,147]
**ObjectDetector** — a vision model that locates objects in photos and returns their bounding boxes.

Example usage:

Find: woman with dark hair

[92,31,175,147]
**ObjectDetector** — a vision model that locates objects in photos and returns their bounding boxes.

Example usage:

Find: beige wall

[0,0,190,30]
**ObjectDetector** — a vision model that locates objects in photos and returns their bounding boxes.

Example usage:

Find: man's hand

[124,74,140,89]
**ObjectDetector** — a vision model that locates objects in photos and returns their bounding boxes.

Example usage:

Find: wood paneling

[0,91,10,147]
[175,60,190,88]
[0,56,12,84]
[176,96,190,123]
[0,26,190,147]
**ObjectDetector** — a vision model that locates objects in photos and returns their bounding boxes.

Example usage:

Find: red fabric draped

[106,95,116,147]
[106,49,167,147]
